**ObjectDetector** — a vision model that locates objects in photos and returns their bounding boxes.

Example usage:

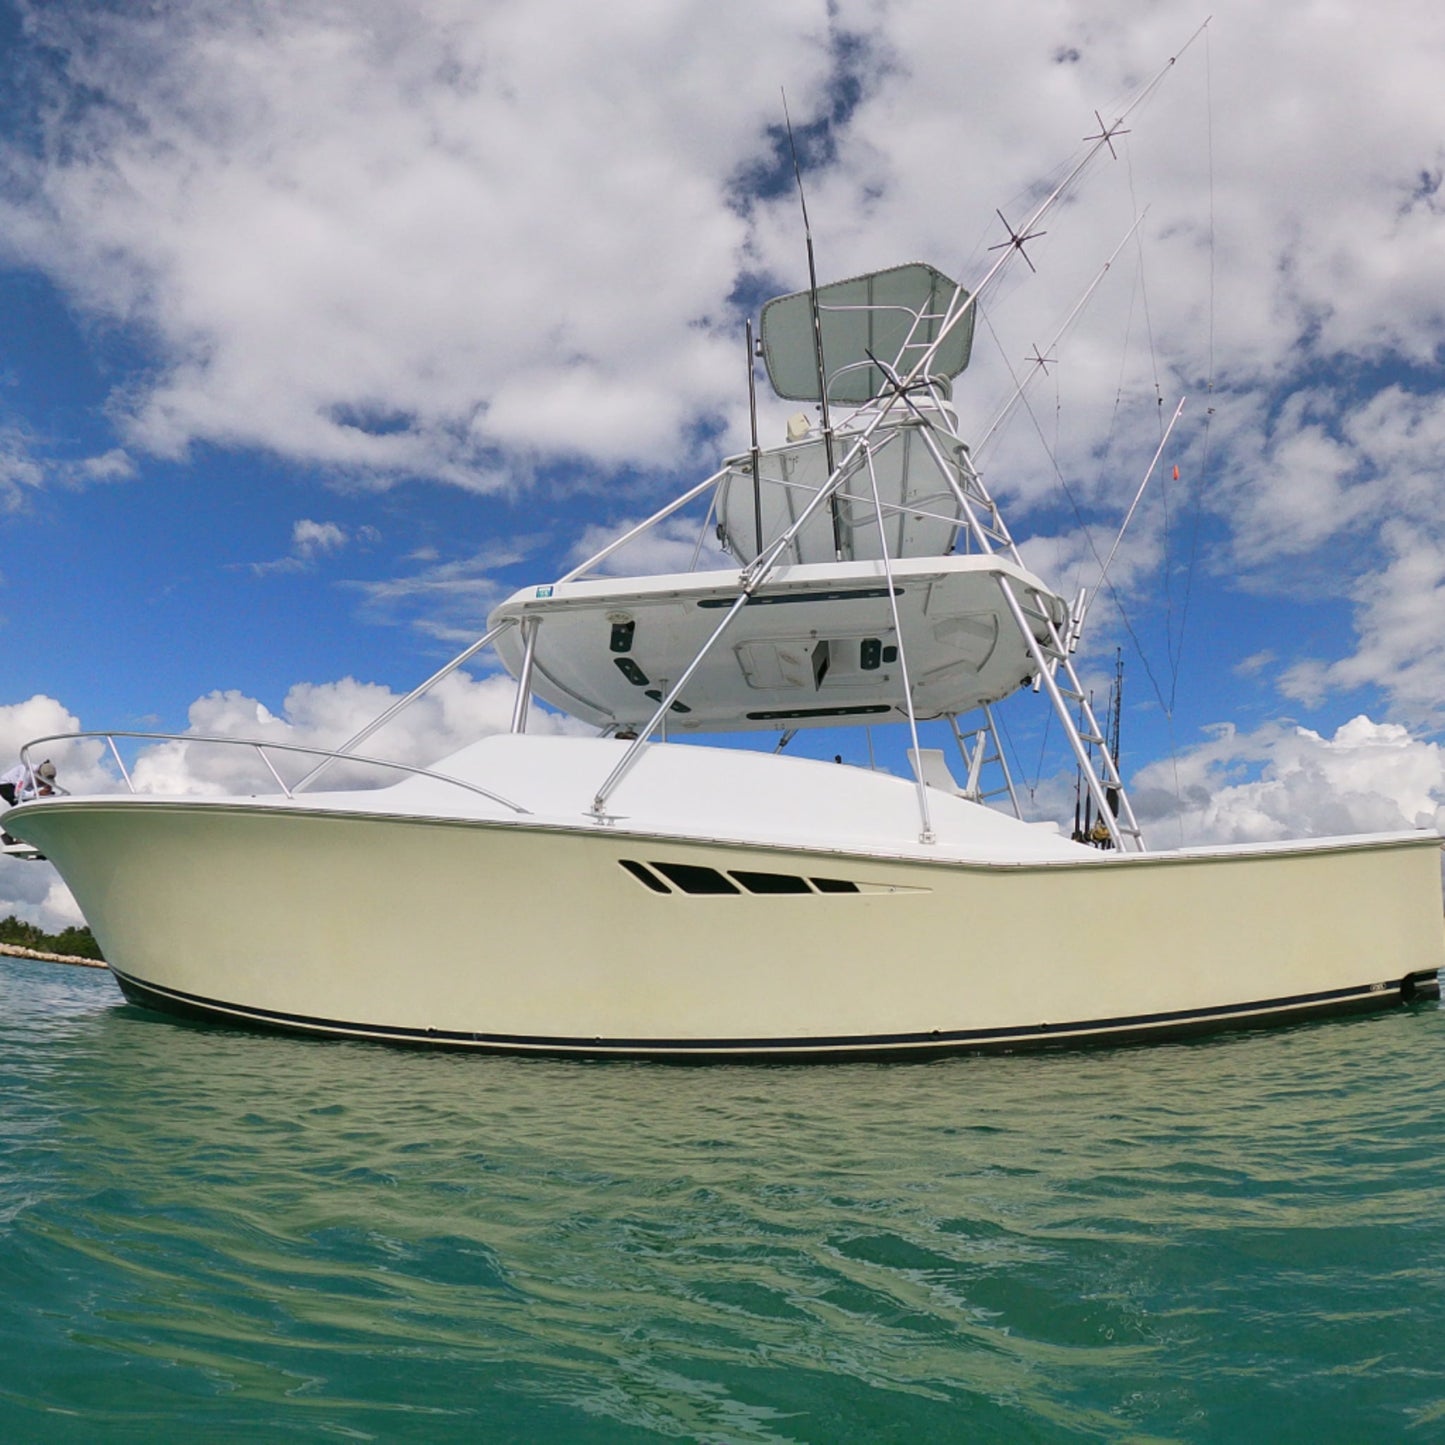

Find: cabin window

[617,860,865,897]
[618,859,670,893]
[730,870,812,895]
[650,862,739,894]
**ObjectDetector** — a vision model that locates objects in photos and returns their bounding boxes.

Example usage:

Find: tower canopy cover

[759,262,973,405]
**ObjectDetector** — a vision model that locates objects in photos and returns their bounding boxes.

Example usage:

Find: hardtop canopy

[759,262,974,405]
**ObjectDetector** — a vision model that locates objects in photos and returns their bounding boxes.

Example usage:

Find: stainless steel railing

[17,732,531,815]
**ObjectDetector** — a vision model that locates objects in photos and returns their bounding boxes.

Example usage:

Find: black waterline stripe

[110,967,1426,1055]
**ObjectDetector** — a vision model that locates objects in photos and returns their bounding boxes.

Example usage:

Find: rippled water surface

[1,960,1443,1441]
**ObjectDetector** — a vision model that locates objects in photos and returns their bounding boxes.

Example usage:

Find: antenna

[972,213,1150,459]
[745,318,763,557]
[781,90,846,561]
[900,18,1214,403]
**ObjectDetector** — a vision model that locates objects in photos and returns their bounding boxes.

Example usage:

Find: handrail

[17,732,532,815]
[291,616,517,794]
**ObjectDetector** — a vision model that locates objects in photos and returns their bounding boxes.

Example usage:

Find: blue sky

[2,0,1444,925]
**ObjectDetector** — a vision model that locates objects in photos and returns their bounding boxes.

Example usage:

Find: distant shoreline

[0,942,107,970]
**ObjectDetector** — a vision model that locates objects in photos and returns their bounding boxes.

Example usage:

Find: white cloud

[1280,518,1445,726]
[292,518,347,557]
[0,0,845,486]
[350,541,544,642]
[122,671,589,798]
[0,695,110,932]
[0,674,593,930]
[1,0,1444,776]
[246,517,378,575]
[69,448,137,484]
[1132,714,1445,846]
[0,426,45,510]
[567,514,732,578]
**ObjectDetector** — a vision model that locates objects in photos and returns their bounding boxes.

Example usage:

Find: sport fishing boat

[10,248,1443,1057]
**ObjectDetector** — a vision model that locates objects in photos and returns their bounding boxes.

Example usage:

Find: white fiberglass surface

[368,734,1096,861]
[489,557,1063,734]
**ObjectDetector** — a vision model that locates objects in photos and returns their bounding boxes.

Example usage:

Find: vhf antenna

[782,91,846,561]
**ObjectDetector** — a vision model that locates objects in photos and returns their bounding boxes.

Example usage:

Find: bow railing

[16,732,531,815]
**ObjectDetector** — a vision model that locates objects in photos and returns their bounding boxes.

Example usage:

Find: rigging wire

[1169,22,1216,714]
[1160,22,1219,843]
[979,306,1173,719]
[984,37,1219,817]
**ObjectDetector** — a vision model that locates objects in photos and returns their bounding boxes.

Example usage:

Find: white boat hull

[16,798,1442,1057]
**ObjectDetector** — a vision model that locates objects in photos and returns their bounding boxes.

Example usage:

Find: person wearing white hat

[0,759,56,806]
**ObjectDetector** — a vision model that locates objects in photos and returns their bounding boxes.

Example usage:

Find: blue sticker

[535,585,554,598]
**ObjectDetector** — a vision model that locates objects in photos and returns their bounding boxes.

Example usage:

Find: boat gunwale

[10,792,1442,876]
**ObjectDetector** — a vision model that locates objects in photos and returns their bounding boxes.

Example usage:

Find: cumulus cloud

[1131,714,1445,846]
[567,513,732,578]
[0,0,846,487]
[245,517,378,575]
[0,675,593,929]
[123,671,589,797]
[292,518,348,557]
[0,694,108,931]
[0,0,1443,813]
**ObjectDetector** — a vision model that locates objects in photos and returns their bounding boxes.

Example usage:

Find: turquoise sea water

[1,959,1442,1442]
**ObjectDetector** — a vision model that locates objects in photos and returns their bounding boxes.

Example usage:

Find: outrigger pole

[1065,398,1187,652]
[971,213,1149,460]
[901,18,1213,402]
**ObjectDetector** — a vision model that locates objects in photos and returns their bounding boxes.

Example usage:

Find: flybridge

[228,255,1143,848]
[479,259,1140,847]
[488,261,1044,737]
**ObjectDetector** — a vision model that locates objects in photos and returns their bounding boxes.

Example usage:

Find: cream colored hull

[16,800,1444,1057]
